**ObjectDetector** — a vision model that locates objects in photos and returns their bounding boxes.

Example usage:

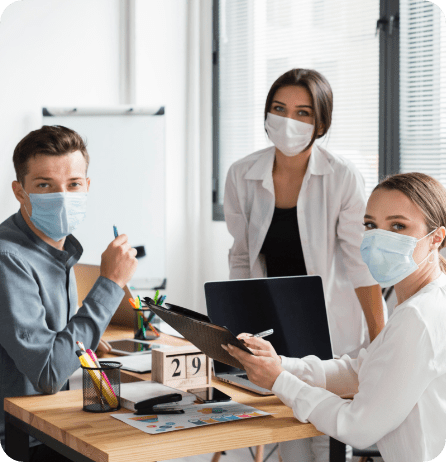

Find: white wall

[194,1,234,312]
[134,0,233,313]
[0,0,120,219]
[133,0,191,309]
[0,0,233,315]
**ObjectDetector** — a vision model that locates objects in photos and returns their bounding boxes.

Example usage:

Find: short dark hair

[13,125,89,185]
[264,68,333,151]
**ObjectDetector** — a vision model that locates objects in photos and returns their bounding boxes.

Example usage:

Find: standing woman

[224,68,385,461]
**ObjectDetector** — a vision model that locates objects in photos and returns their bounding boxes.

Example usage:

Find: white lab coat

[273,273,446,462]
[224,144,377,356]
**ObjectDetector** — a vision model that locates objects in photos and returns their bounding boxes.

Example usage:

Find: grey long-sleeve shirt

[0,211,124,446]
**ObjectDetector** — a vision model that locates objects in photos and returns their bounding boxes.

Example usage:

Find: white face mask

[22,188,88,242]
[264,112,314,157]
[360,228,437,288]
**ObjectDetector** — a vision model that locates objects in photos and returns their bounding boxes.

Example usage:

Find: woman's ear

[433,226,446,248]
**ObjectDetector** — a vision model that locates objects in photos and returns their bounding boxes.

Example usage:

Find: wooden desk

[4,325,347,462]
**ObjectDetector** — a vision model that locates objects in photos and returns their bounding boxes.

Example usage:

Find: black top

[260,206,307,277]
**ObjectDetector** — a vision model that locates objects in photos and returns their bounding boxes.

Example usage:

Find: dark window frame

[212,0,400,221]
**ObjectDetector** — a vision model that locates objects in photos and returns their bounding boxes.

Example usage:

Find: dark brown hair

[374,172,446,273]
[264,68,333,151]
[13,125,89,185]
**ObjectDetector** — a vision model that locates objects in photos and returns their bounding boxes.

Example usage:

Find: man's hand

[100,234,138,288]
[237,333,282,364]
[222,343,284,390]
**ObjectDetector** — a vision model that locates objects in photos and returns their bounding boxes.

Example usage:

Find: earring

[428,251,435,264]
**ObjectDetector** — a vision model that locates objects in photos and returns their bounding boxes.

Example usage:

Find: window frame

[212,0,401,221]
[379,0,400,178]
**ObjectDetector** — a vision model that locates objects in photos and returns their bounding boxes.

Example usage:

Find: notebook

[204,275,333,395]
[119,380,196,411]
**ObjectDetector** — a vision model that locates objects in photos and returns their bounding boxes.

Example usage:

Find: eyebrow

[272,100,313,109]
[32,177,84,181]
[364,214,411,221]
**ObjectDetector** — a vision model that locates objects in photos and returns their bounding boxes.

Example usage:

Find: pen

[130,299,148,338]
[135,407,184,415]
[252,329,274,338]
[148,322,160,336]
[147,311,156,323]
[113,225,119,238]
[135,296,147,338]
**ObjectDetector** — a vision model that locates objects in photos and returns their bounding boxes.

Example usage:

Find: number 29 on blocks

[152,345,212,389]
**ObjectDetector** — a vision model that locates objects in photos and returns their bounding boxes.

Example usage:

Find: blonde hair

[374,172,446,274]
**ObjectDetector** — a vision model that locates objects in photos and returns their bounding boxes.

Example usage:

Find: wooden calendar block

[186,354,207,378]
[165,355,186,380]
[152,345,212,390]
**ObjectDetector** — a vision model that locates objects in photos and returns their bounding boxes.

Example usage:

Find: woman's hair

[13,125,89,185]
[374,172,446,273]
[264,68,333,152]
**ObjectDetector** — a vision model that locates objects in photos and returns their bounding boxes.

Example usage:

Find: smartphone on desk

[187,387,232,403]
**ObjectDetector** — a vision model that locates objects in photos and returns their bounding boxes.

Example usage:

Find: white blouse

[272,273,446,462]
[224,144,378,356]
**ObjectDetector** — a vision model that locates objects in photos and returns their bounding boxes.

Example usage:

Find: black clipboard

[144,300,253,370]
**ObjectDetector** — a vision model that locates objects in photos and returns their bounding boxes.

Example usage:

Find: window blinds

[400,0,446,185]
[216,0,380,205]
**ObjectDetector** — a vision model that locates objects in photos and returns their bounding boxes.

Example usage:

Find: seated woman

[223,172,446,462]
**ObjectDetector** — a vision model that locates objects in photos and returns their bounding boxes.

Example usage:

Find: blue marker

[113,225,119,238]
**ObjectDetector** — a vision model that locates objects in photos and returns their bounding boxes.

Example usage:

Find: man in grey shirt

[0,125,138,461]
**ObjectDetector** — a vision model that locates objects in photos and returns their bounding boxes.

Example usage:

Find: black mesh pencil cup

[81,361,122,412]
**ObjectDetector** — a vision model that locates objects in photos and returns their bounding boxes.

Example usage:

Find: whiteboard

[43,107,166,284]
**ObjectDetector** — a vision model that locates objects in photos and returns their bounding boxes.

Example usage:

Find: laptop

[74,263,134,328]
[204,275,333,395]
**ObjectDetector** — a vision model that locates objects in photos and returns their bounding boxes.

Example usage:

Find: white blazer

[224,144,378,356]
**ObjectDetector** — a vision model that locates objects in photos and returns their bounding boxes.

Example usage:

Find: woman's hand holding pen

[237,333,282,364]
[222,341,284,391]
[222,334,284,390]
[100,234,138,288]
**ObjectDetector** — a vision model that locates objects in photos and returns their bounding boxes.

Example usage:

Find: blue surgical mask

[360,228,436,288]
[22,188,88,242]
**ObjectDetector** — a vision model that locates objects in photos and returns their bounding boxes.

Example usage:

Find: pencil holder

[133,307,160,341]
[81,361,121,413]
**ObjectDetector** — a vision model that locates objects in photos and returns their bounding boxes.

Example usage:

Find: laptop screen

[205,276,333,375]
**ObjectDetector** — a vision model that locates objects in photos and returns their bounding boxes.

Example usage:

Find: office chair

[352,443,381,462]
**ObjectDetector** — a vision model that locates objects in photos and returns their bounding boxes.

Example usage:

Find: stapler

[134,393,185,415]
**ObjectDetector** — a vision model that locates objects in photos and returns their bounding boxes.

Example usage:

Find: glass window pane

[400,0,446,183]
